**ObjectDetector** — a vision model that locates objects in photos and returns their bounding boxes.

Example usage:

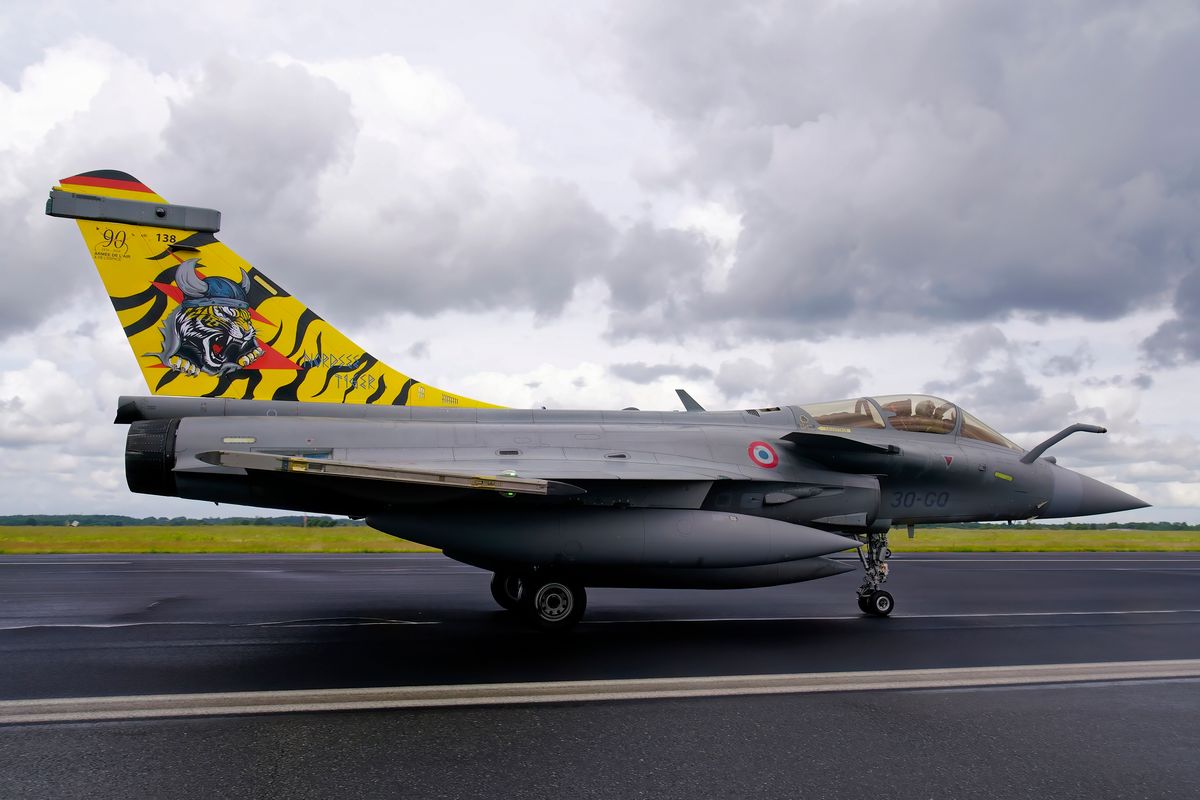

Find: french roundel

[748,441,779,468]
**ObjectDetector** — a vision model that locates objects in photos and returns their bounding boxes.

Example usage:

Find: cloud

[1041,344,1094,377]
[162,57,357,227]
[0,38,183,338]
[927,363,1083,436]
[606,2,1200,340]
[1141,266,1200,366]
[921,326,1088,436]
[0,360,86,447]
[714,347,864,407]
[1,44,626,342]
[605,222,711,313]
[608,361,713,384]
[163,53,620,324]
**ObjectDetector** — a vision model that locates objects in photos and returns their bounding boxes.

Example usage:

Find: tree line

[0,515,364,527]
[1,515,1195,530]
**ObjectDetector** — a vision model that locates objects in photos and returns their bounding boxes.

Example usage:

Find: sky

[1,0,1198,521]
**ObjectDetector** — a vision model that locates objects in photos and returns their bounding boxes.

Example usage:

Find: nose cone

[1039,467,1150,519]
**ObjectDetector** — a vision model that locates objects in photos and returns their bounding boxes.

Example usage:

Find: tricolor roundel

[748,441,779,469]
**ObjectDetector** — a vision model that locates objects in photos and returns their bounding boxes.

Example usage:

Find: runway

[1,552,1198,798]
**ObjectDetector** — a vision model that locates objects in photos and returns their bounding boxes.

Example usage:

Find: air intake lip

[125,418,180,496]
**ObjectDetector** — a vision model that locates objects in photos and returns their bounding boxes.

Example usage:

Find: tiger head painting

[151,258,264,375]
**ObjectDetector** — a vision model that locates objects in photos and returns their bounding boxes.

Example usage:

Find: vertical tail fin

[47,170,497,407]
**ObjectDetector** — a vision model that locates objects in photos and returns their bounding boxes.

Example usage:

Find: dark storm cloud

[609,361,713,384]
[607,1,1200,341]
[606,222,711,313]
[1141,267,1200,366]
[162,58,357,226]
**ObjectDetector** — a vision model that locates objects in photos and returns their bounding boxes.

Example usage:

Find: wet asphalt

[1,552,1197,799]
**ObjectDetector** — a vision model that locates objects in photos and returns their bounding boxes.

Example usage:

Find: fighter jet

[47,171,1149,630]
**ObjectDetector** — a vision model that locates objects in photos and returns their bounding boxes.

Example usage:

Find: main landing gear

[491,571,588,632]
[856,530,894,617]
[489,573,523,611]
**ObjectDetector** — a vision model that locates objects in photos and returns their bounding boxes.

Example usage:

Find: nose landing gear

[856,530,894,617]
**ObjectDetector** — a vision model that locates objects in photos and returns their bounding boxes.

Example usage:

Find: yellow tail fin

[48,170,496,407]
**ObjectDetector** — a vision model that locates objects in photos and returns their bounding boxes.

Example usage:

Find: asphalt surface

[1,552,1198,799]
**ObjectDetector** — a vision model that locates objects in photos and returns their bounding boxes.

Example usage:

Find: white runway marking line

[2,608,1196,633]
[0,561,133,566]
[839,557,1200,562]
[0,618,438,632]
[586,608,1200,624]
[2,659,1198,725]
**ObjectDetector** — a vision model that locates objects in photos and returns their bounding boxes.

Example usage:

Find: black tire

[490,573,522,611]
[857,594,871,613]
[866,590,894,617]
[519,577,587,631]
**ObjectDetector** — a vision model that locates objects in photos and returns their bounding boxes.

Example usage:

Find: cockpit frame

[794,394,1023,452]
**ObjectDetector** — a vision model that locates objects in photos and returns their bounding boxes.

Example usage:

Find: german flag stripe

[61,174,154,193]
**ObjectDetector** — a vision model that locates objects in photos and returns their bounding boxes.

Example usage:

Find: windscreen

[959,410,1023,450]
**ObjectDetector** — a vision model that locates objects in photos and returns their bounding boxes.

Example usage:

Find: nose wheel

[858,589,894,616]
[856,530,894,617]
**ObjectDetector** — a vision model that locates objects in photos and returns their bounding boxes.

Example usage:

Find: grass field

[0,526,436,554]
[0,525,1196,554]
[889,528,1199,552]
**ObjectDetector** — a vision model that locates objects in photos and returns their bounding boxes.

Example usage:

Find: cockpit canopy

[795,394,1022,451]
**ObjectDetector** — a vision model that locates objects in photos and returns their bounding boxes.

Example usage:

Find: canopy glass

[796,395,1023,451]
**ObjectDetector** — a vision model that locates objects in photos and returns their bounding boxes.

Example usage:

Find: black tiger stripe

[285,310,320,360]
[111,267,177,310]
[394,378,417,405]
[339,361,375,402]
[154,370,182,392]
[265,319,286,347]
[122,292,167,338]
[203,372,246,398]
[365,376,387,404]
[239,371,263,400]
[314,354,377,399]
[270,363,313,402]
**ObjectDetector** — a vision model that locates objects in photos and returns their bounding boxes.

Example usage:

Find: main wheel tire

[857,594,871,613]
[490,573,523,611]
[865,590,894,617]
[519,577,587,631]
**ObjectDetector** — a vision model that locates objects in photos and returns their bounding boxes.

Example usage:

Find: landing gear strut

[856,530,894,617]
[490,572,523,611]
